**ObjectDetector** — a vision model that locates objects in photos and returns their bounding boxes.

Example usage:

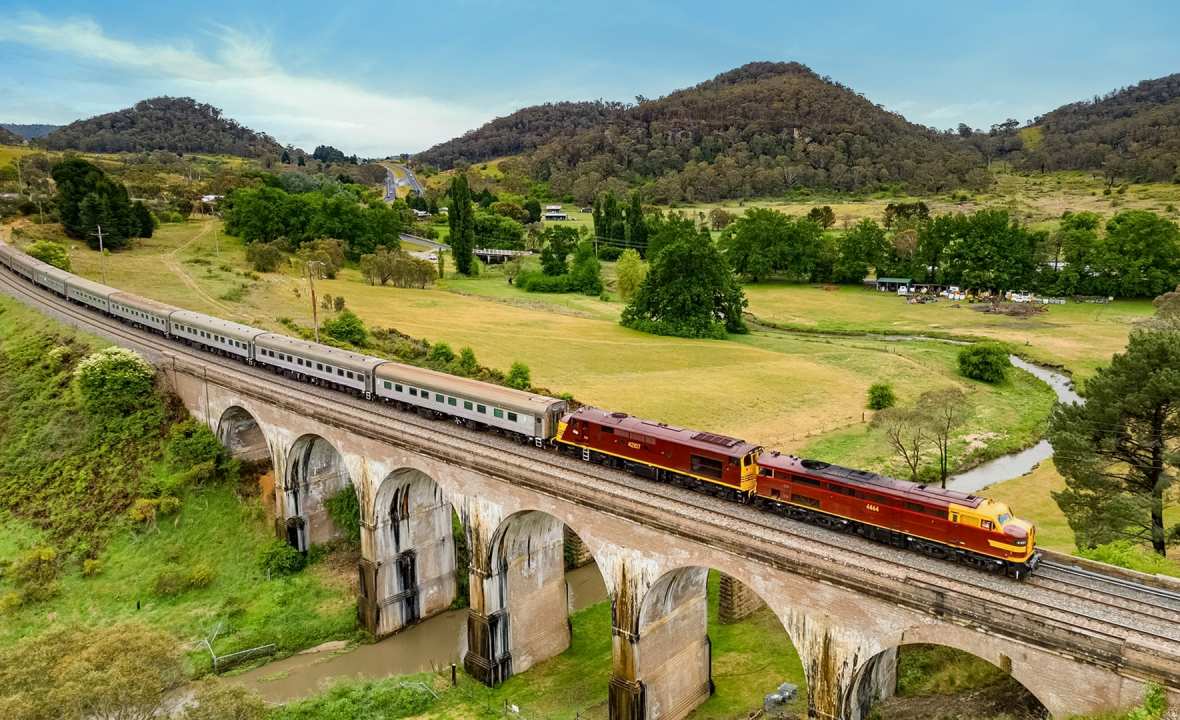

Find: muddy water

[945,356,1081,493]
[228,562,608,703]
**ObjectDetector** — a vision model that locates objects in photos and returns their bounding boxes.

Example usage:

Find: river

[945,355,1081,493]
[225,562,608,703]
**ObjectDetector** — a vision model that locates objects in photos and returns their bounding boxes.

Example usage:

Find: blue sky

[1,1,1178,156]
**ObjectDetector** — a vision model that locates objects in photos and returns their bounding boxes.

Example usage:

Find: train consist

[0,240,1039,578]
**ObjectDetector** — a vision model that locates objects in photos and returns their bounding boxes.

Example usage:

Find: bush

[867,382,896,410]
[453,347,479,376]
[506,361,531,390]
[82,559,102,577]
[598,245,623,261]
[427,341,455,365]
[246,242,282,272]
[325,485,361,547]
[74,347,157,415]
[25,240,70,271]
[957,343,1009,383]
[517,270,571,293]
[1079,541,1179,577]
[182,679,268,720]
[258,539,305,576]
[165,419,224,472]
[151,561,215,596]
[323,309,367,346]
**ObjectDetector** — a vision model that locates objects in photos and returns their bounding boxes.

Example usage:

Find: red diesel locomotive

[556,407,1039,578]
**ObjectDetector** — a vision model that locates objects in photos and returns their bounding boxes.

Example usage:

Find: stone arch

[845,631,1052,720]
[465,509,605,685]
[283,433,356,551]
[360,467,459,637]
[216,405,270,465]
[619,566,808,720]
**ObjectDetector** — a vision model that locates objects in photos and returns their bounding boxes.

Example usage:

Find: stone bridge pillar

[610,565,712,720]
[783,613,895,720]
[359,467,457,638]
[464,504,571,685]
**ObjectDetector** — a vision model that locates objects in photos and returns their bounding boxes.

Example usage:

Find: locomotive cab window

[981,519,994,530]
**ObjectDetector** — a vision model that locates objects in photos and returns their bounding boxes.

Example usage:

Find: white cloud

[0,13,492,156]
[920,100,1006,123]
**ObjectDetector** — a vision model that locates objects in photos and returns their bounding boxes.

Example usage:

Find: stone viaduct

[162,356,1178,720]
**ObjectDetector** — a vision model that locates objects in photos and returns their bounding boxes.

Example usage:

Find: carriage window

[449,397,458,406]
[464,401,473,410]
[409,388,418,396]
[317,363,324,371]
[493,409,504,419]
[507,411,517,422]
[384,381,392,389]
[337,369,344,376]
[395,384,403,392]
[436,393,444,402]
[477,404,487,414]
[346,371,354,379]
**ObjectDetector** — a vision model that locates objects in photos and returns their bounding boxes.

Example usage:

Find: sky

[1,1,1178,157]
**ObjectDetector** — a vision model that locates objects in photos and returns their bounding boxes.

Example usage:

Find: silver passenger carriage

[254,334,387,397]
[65,275,113,313]
[35,265,70,296]
[110,291,178,335]
[170,310,265,361]
[0,242,37,280]
[374,362,567,442]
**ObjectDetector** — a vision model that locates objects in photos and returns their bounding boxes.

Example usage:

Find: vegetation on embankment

[0,295,358,667]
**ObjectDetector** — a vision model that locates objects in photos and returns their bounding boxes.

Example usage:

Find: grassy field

[743,283,1153,381]
[14,218,1060,461]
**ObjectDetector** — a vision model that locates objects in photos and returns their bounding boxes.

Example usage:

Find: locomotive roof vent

[691,431,743,448]
[610,412,628,419]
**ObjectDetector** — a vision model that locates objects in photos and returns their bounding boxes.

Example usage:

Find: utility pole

[90,225,107,283]
[298,259,325,343]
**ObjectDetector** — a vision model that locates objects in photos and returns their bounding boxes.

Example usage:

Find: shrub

[506,361,531,390]
[182,679,268,720]
[151,561,215,596]
[129,498,160,524]
[165,419,224,472]
[25,240,70,270]
[598,245,623,261]
[427,341,455,365]
[1079,541,1179,576]
[82,559,102,577]
[517,270,571,293]
[258,539,305,576]
[454,347,479,376]
[325,485,361,546]
[74,347,157,415]
[246,242,282,272]
[323,309,367,346]
[957,343,1009,383]
[8,546,59,589]
[867,383,896,410]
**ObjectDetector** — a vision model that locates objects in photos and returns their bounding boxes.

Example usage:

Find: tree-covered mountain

[415,62,991,202]
[1,123,60,140]
[0,126,24,145]
[40,97,283,158]
[415,101,627,169]
[1018,73,1180,182]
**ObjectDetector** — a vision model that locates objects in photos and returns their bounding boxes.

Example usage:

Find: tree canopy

[1049,327,1180,555]
[52,158,151,250]
[621,225,746,338]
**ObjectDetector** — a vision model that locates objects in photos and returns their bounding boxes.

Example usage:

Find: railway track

[3,268,1179,659]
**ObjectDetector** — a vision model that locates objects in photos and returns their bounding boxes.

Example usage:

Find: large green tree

[942,210,1041,293]
[51,158,142,250]
[719,207,823,281]
[621,226,746,338]
[1098,211,1180,298]
[834,219,890,283]
[1049,328,1180,556]
[448,174,476,274]
[625,192,648,253]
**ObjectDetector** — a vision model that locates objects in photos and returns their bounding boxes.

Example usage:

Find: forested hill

[415,62,990,202]
[0,126,23,145]
[1,123,60,140]
[1020,73,1180,182]
[40,97,284,157]
[415,100,627,169]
